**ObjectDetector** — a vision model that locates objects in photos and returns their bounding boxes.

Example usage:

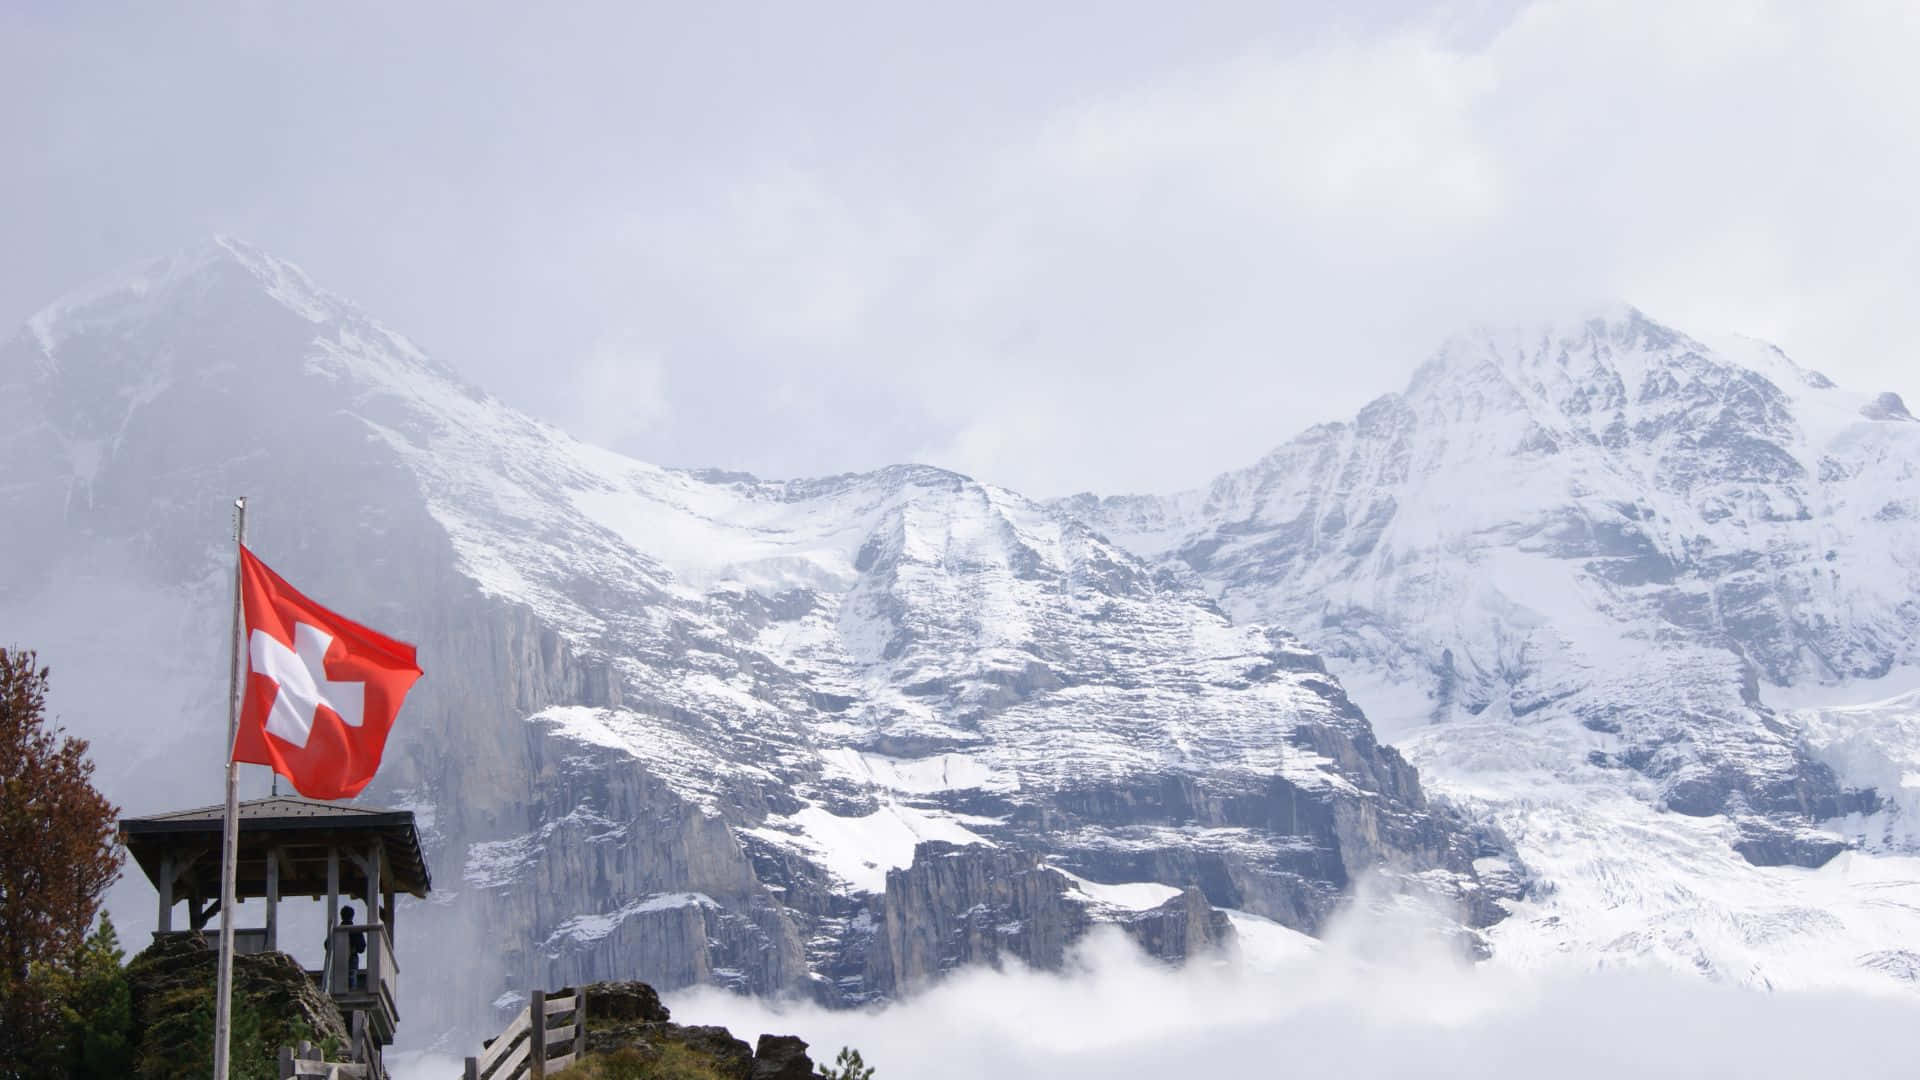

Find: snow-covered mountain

[1069,309,1920,990]
[12,244,1917,1029]
[0,240,1513,1040]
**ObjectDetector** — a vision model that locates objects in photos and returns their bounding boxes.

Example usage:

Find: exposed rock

[575,981,813,1080]
[1116,887,1238,963]
[749,1034,815,1080]
[1733,817,1852,868]
[867,843,1092,995]
[865,842,1255,995]
[582,981,670,1024]
[125,934,349,1080]
[1860,391,1915,422]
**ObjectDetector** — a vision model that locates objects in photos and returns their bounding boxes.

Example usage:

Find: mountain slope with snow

[1068,309,1920,990]
[0,240,1512,1039]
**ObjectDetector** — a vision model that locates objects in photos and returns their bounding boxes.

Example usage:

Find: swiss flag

[231,546,422,800]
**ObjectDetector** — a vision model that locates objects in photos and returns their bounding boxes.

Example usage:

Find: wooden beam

[325,849,339,923]
[325,847,339,991]
[574,988,586,1062]
[364,841,380,917]
[158,853,174,932]
[529,989,547,1080]
[265,846,280,952]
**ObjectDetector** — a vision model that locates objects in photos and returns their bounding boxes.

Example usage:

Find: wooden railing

[180,927,273,955]
[465,987,587,1080]
[324,921,399,1037]
[277,1038,373,1080]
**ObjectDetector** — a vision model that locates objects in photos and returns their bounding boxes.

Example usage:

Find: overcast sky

[5,1,1916,496]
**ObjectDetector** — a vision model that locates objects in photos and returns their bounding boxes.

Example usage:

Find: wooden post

[463,1056,479,1080]
[326,848,340,924]
[158,853,174,932]
[574,987,586,1061]
[364,843,380,914]
[529,989,546,1080]
[325,848,339,991]
[364,844,381,997]
[265,847,280,951]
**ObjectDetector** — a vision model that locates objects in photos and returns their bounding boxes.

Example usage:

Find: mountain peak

[1416,303,1692,385]
[17,236,450,387]
[25,236,355,356]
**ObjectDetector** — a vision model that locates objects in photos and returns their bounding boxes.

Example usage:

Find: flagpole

[214,496,247,1080]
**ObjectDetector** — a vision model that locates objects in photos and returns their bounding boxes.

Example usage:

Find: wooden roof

[120,796,432,899]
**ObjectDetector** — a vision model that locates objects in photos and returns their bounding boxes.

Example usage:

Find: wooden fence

[465,987,588,1080]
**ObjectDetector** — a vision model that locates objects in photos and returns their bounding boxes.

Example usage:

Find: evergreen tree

[817,1046,876,1080]
[59,915,134,1079]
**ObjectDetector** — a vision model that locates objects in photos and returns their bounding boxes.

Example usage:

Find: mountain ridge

[1067,306,1920,987]
[11,239,1920,1025]
[1,239,1516,1042]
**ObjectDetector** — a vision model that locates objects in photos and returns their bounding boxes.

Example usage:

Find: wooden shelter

[119,797,433,1067]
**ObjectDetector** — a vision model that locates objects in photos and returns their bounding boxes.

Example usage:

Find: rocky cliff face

[1,240,1512,1042]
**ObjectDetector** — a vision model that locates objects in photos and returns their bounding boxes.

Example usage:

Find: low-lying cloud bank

[396,899,1919,1080]
[677,918,1917,1079]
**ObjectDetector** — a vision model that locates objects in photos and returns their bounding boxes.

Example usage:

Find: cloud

[575,333,672,448]
[5,1,1918,495]
[589,0,1920,494]
[383,868,1920,1080]
[660,916,1918,1080]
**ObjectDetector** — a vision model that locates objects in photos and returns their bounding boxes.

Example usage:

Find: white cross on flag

[232,545,422,799]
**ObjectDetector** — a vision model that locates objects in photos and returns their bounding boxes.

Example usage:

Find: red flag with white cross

[230,545,422,799]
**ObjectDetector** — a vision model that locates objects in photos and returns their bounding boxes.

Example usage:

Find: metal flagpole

[213,496,248,1080]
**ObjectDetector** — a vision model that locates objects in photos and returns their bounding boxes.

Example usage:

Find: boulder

[583,980,671,1024]
[750,1033,815,1080]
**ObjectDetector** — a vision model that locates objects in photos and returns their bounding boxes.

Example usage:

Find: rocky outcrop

[867,843,1095,994]
[749,1035,816,1080]
[125,935,349,1080]
[576,981,812,1079]
[1116,887,1238,963]
[864,842,1252,995]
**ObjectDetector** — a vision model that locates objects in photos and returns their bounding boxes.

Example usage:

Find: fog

[393,897,1920,1079]
[675,939,1911,1079]
[7,1,1919,494]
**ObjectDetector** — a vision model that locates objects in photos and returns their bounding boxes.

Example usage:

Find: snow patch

[1059,872,1183,912]
[818,748,1007,793]
[547,892,718,947]
[744,801,991,895]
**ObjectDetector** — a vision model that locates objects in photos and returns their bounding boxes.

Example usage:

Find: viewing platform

[119,797,433,1077]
